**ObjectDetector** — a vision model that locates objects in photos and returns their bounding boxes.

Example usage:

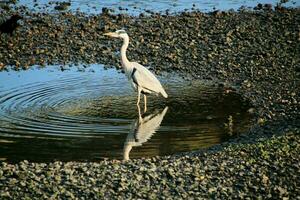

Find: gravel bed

[0,4,299,199]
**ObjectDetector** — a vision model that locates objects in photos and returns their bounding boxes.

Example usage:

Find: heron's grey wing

[131,62,165,94]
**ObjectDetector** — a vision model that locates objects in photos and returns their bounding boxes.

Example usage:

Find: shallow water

[0,64,252,162]
[16,0,300,15]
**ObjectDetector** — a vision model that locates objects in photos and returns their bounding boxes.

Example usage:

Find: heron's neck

[121,36,130,70]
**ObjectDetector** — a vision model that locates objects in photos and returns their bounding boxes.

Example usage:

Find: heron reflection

[123,106,168,160]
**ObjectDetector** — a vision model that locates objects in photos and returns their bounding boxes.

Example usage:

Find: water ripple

[0,64,252,162]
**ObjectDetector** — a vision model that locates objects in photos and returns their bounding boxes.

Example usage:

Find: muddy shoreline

[0,6,299,199]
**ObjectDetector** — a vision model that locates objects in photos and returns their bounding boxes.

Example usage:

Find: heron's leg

[123,144,132,161]
[137,87,141,106]
[143,94,147,113]
[137,103,143,123]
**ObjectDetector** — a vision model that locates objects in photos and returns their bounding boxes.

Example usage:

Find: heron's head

[103,29,128,39]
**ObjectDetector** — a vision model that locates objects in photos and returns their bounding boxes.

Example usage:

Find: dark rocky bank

[0,5,299,199]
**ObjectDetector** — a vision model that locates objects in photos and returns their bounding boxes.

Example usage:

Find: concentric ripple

[0,64,252,162]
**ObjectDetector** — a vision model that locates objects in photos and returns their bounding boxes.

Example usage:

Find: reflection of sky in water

[0,64,121,91]
[16,0,300,15]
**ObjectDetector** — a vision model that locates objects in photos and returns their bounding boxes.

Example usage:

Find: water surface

[15,0,300,15]
[0,64,252,162]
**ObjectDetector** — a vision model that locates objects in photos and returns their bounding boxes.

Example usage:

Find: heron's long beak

[103,32,116,37]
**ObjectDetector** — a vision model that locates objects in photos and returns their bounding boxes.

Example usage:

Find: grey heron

[104,30,168,112]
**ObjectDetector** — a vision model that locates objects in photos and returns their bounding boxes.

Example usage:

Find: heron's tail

[160,89,168,98]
